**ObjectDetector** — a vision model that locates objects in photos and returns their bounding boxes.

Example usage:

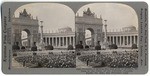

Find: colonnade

[43,36,75,47]
[107,35,138,47]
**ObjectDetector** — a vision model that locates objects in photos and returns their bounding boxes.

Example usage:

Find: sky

[14,3,138,38]
[15,3,75,33]
[77,3,138,32]
[77,3,138,37]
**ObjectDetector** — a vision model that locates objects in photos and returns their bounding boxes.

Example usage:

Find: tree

[132,44,138,49]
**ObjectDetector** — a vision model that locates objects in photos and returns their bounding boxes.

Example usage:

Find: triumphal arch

[75,8,104,48]
[12,9,39,48]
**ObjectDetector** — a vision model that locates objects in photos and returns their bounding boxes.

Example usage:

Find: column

[73,36,75,46]
[44,37,46,45]
[70,37,72,45]
[107,36,109,44]
[47,37,49,46]
[128,36,130,45]
[72,37,73,45]
[53,37,55,46]
[113,36,115,44]
[64,37,66,46]
[120,36,121,46]
[66,37,68,46]
[116,36,118,45]
[56,37,57,46]
[127,36,128,46]
[129,36,131,46]
[48,37,49,45]
[69,37,71,45]
[55,37,57,46]
[136,36,138,44]
[110,36,112,44]
[62,37,64,46]
[49,37,50,45]
[47,37,49,45]
[134,36,136,44]
[125,36,126,45]
[137,35,138,45]
[123,36,124,46]
[52,37,53,46]
[59,37,61,46]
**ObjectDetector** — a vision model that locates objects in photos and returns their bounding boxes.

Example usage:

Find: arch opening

[85,28,95,48]
[21,29,31,48]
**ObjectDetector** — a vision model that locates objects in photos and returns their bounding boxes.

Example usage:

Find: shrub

[31,42,37,51]
[97,52,101,54]
[95,45,101,50]
[67,45,74,50]
[31,46,37,51]
[12,45,20,50]
[112,51,117,54]
[109,44,118,49]
[33,52,37,55]
[49,52,53,54]
[132,44,138,49]
[21,46,25,50]
[13,53,17,56]
[76,52,81,55]
[45,45,54,50]
[75,44,83,49]
[85,45,89,49]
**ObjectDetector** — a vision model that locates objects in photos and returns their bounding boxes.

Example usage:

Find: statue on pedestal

[38,21,45,51]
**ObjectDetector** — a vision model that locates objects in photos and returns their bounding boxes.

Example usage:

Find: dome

[59,26,72,33]
[122,25,137,32]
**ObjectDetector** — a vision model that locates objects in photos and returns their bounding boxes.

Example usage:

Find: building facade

[43,26,138,49]
[12,9,39,48]
[107,26,138,48]
[43,8,138,49]
[13,8,138,49]
[43,27,75,49]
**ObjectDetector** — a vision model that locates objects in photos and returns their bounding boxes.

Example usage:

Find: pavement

[12,58,24,68]
[76,57,92,68]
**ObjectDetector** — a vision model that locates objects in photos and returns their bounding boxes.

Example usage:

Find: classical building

[75,8,103,47]
[43,26,138,49]
[107,26,138,48]
[12,9,39,48]
[13,8,138,50]
[43,27,75,49]
[43,8,138,49]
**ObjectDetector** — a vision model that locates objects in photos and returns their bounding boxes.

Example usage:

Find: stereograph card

[1,2,148,74]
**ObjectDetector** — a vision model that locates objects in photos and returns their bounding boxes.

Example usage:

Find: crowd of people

[78,51,138,68]
[14,52,76,68]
